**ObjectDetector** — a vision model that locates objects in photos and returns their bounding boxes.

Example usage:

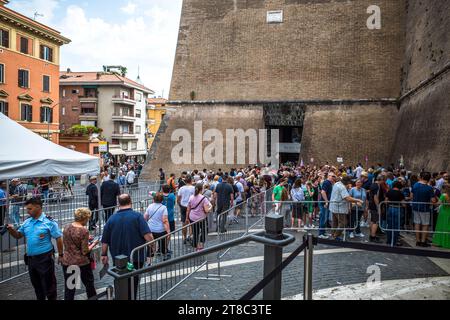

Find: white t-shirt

[234,181,244,202]
[126,171,135,184]
[145,203,168,233]
[355,166,364,179]
[178,185,195,207]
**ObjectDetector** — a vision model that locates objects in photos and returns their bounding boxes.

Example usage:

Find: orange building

[0,0,70,143]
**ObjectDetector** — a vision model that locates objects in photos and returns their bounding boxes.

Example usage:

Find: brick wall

[170,0,405,101]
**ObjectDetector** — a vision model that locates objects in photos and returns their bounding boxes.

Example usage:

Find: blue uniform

[18,214,62,256]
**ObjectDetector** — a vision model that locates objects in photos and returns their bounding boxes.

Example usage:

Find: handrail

[108,231,295,280]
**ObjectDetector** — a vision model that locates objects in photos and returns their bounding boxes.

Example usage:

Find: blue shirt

[349,187,367,210]
[101,208,150,263]
[0,188,6,205]
[18,214,62,256]
[321,180,333,201]
[163,193,176,222]
[412,182,435,212]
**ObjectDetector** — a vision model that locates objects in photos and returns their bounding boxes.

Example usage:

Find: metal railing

[107,214,295,300]
[0,186,156,284]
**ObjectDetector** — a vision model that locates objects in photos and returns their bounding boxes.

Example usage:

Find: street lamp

[47,102,60,141]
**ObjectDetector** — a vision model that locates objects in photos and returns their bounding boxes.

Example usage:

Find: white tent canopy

[0,112,100,180]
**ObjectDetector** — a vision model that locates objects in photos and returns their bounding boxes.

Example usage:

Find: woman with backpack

[144,193,171,260]
[186,183,212,251]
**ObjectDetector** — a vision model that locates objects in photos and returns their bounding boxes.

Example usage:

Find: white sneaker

[318,234,329,239]
[355,233,365,238]
[349,232,355,239]
[360,221,365,227]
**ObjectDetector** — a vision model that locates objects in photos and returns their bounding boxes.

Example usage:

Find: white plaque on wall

[267,10,283,24]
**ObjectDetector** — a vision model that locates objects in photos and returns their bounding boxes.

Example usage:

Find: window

[18,69,29,88]
[40,45,53,62]
[93,147,99,155]
[121,124,129,133]
[21,104,32,122]
[136,92,142,102]
[135,125,141,134]
[131,142,137,150]
[72,89,79,94]
[0,64,4,83]
[0,101,8,116]
[72,106,79,111]
[43,75,50,92]
[62,107,65,116]
[20,36,29,54]
[0,29,9,48]
[121,142,128,151]
[40,106,53,123]
[62,89,66,97]
[135,109,141,118]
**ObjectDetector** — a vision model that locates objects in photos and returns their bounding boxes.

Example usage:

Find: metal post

[303,233,314,300]
[112,255,131,300]
[263,213,284,300]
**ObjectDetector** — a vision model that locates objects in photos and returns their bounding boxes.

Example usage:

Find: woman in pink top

[186,184,212,251]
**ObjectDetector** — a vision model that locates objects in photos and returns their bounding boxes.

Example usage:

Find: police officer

[6,197,63,300]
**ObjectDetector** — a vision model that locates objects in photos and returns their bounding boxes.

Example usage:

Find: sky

[8,0,184,98]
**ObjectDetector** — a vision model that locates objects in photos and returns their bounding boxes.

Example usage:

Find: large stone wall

[141,104,265,179]
[170,0,405,101]
[390,0,450,172]
[300,103,399,166]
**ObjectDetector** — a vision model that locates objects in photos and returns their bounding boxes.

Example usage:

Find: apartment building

[59,70,154,161]
[146,98,166,150]
[0,0,70,143]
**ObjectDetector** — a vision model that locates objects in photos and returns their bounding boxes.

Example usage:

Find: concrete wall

[300,103,399,166]
[170,0,405,101]
[141,104,265,179]
[390,0,450,172]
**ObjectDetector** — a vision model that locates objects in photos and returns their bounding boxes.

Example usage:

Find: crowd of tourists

[1,162,449,300]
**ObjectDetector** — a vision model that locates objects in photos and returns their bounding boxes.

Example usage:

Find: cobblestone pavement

[1,225,449,300]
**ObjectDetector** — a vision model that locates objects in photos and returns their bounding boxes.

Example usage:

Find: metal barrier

[0,193,152,284]
[108,214,295,300]
[264,200,363,240]
[378,200,450,247]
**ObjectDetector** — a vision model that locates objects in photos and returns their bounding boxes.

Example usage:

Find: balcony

[112,113,136,122]
[111,131,138,140]
[112,95,136,106]
[79,113,98,121]
[79,96,98,103]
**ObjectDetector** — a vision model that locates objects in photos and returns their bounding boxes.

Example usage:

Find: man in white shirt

[329,176,364,241]
[126,169,136,186]
[355,164,364,179]
[177,176,195,243]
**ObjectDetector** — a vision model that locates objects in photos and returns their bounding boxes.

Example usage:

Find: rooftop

[0,0,70,45]
[59,71,154,94]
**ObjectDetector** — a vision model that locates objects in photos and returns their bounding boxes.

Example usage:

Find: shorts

[413,210,430,226]
[180,205,187,223]
[370,209,379,224]
[292,203,303,219]
[169,220,176,232]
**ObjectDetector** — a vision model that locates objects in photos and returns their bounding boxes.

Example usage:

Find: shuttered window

[21,104,32,122]
[40,106,53,123]
[18,69,29,88]
[40,45,53,62]
[0,29,9,48]
[43,75,50,92]
[20,36,29,54]
[0,101,8,116]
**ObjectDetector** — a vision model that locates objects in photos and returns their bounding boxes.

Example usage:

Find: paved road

[1,222,449,300]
